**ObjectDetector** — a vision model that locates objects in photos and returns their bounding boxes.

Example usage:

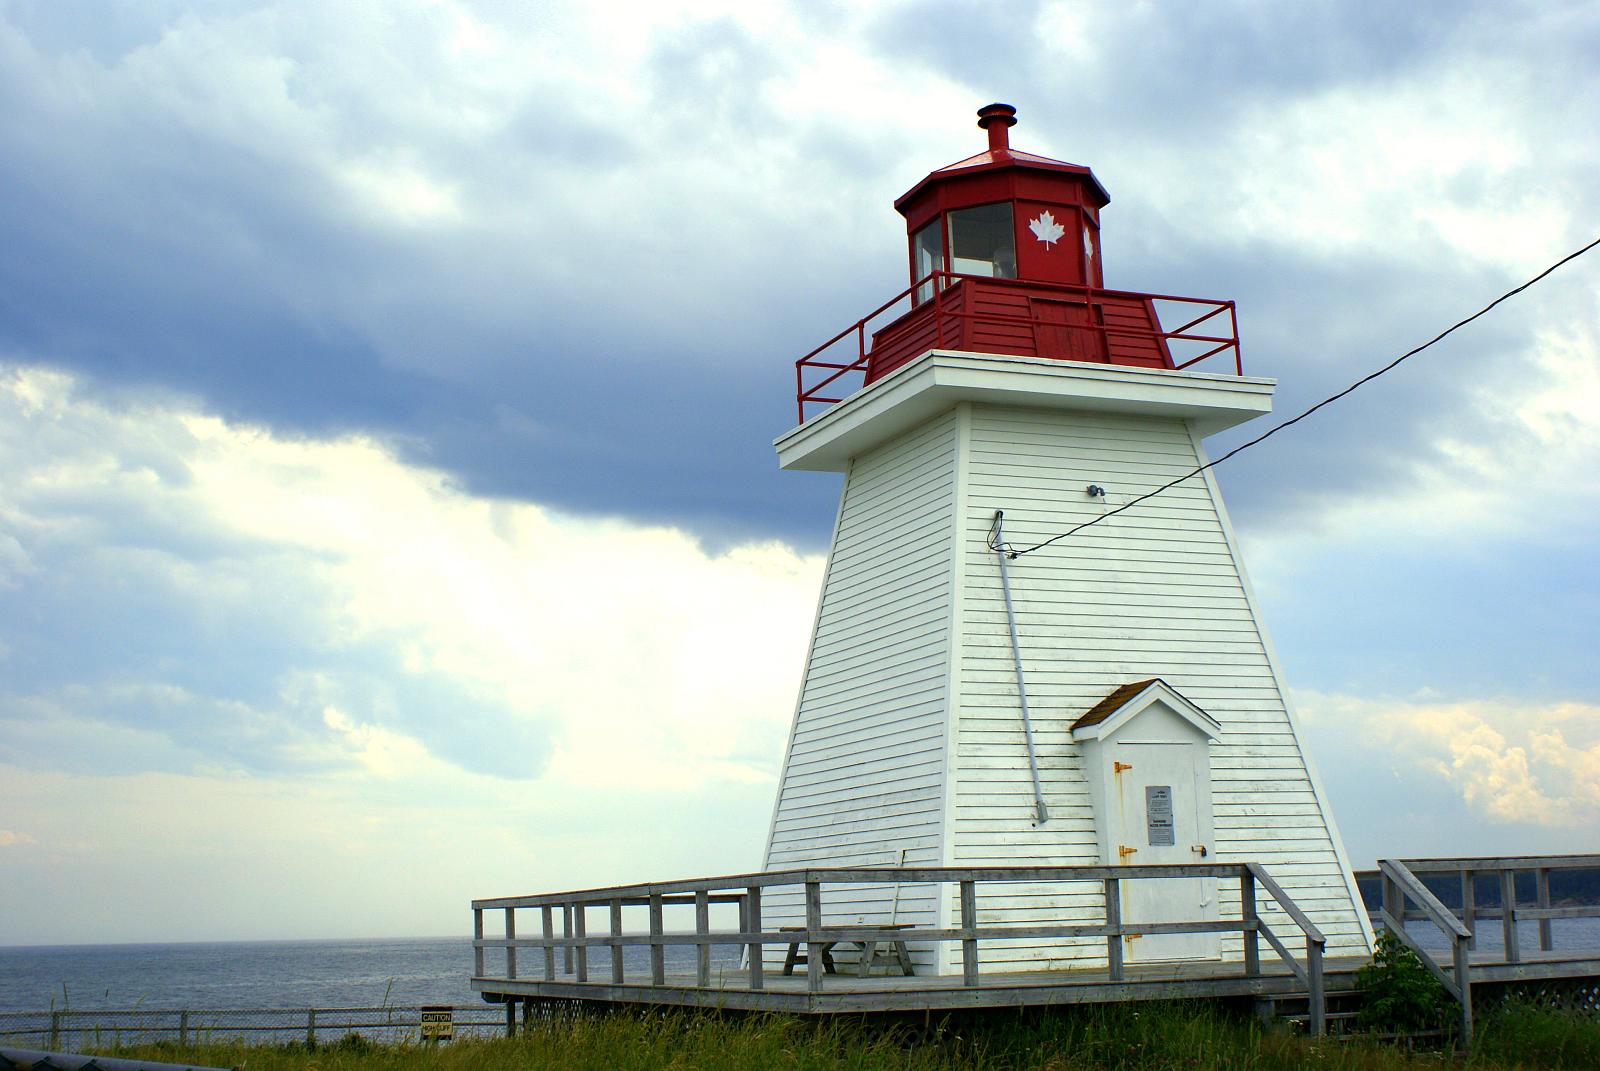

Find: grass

[91,1001,1600,1071]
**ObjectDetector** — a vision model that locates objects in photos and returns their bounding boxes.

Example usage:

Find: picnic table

[781,924,915,977]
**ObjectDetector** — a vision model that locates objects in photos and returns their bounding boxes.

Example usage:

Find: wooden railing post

[1536,868,1553,952]
[1461,869,1477,950]
[541,905,555,981]
[804,879,824,993]
[1307,938,1326,1037]
[1381,872,1402,935]
[306,1008,316,1047]
[1453,931,1474,1045]
[695,890,711,987]
[562,904,574,975]
[609,898,625,984]
[504,1000,515,1038]
[574,903,588,982]
[1103,877,1123,982]
[649,893,666,985]
[505,907,517,980]
[1500,869,1520,962]
[178,1010,189,1048]
[1240,867,1260,978]
[959,879,979,987]
[746,886,765,991]
[473,908,485,978]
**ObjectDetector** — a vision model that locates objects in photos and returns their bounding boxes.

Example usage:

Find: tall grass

[96,1001,1599,1071]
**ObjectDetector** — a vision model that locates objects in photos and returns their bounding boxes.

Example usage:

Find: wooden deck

[473,956,1367,1014]
[473,946,1600,1015]
[472,857,1600,1037]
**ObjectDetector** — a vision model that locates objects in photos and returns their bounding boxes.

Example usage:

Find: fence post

[1240,867,1260,978]
[609,898,625,984]
[649,893,666,986]
[695,890,711,987]
[473,908,486,978]
[49,1011,61,1050]
[746,885,765,991]
[542,905,556,981]
[804,879,824,994]
[1307,938,1326,1038]
[1500,870,1520,962]
[1381,872,1401,934]
[574,903,588,982]
[1536,868,1553,952]
[505,907,517,980]
[1461,870,1477,950]
[306,1008,316,1047]
[1453,930,1474,1045]
[563,905,574,975]
[504,999,516,1038]
[1103,877,1123,982]
[960,879,979,987]
[179,1010,188,1047]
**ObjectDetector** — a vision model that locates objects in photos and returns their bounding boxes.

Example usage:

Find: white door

[1110,741,1219,962]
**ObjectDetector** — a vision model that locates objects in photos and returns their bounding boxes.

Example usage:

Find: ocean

[2,917,1595,1013]
[0,938,483,1011]
[0,937,743,1013]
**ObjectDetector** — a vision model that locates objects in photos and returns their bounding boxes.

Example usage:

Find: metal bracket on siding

[989,510,1049,826]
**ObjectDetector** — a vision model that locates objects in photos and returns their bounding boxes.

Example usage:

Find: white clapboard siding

[949,404,1369,970]
[761,412,959,970]
[765,384,1371,977]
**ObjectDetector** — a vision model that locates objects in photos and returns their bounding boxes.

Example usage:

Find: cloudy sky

[1,0,1597,945]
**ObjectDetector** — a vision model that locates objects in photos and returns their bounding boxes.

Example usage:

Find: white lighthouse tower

[762,105,1373,974]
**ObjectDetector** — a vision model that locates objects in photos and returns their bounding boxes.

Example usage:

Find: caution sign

[420,1006,454,1041]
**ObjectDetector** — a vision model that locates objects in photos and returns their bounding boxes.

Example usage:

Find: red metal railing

[794,272,1242,424]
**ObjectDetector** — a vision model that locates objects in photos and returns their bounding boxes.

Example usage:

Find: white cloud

[0,363,824,791]
[0,363,827,940]
[1298,691,1600,827]
[1240,309,1600,581]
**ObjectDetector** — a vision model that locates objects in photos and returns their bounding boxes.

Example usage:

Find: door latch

[1191,844,1209,858]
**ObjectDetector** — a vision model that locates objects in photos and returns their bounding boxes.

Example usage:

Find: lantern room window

[949,203,1016,280]
[912,219,942,303]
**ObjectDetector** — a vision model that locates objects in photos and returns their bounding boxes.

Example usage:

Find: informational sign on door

[1145,785,1175,846]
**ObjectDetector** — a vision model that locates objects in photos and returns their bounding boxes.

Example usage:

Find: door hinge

[1118,844,1138,859]
[1113,761,1133,773]
[1123,934,1142,943]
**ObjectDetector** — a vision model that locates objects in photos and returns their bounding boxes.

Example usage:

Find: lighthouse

[762,105,1373,974]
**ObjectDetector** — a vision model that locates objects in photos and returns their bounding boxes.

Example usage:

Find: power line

[994,233,1600,559]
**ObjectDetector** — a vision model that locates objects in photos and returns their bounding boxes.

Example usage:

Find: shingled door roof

[1071,678,1163,732]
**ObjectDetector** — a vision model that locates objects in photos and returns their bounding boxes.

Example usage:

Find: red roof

[895,145,1111,213]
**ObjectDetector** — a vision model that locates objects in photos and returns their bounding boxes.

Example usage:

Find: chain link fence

[0,1006,513,1051]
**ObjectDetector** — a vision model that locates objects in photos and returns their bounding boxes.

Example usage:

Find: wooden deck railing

[1362,854,1600,1045]
[472,863,1330,1033]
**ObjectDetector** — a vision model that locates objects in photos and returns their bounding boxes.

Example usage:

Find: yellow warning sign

[420,1006,454,1041]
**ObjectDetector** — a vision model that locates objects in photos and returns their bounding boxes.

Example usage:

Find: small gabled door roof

[1070,678,1221,742]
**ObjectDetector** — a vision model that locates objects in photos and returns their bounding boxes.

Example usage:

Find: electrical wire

[993,234,1600,558]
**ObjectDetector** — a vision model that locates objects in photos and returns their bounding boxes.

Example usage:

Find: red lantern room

[898,103,1108,298]
[795,105,1241,421]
